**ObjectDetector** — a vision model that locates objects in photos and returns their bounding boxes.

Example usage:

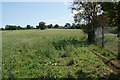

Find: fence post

[118,24,120,59]
[118,34,120,60]
[102,26,104,48]
[117,1,120,60]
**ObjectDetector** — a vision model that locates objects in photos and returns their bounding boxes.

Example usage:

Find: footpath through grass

[2,29,117,79]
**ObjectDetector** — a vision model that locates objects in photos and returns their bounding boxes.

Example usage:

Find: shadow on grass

[74,69,120,80]
[75,69,88,78]
[102,73,120,80]
[4,73,119,80]
[52,38,88,50]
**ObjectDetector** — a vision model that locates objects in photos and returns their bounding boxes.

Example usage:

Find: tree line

[0,22,85,30]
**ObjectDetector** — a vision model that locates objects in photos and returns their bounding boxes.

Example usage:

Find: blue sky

[2,2,74,28]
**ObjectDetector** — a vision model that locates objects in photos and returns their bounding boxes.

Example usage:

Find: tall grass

[2,29,115,78]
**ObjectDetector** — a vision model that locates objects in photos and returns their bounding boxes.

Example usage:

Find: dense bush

[47,24,53,28]
[64,23,71,28]
[26,25,34,29]
[5,25,18,30]
[0,28,4,30]
[54,24,59,28]
[69,24,82,29]
[4,25,32,30]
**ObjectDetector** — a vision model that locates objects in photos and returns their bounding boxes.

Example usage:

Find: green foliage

[100,2,118,26]
[52,38,88,50]
[2,29,117,78]
[64,23,82,29]
[26,25,33,29]
[75,24,81,29]
[89,44,119,62]
[70,23,76,29]
[5,25,18,30]
[36,22,46,30]
[67,59,74,66]
[71,2,102,43]
[64,23,71,28]
[47,24,53,28]
[54,24,59,28]
[96,33,118,55]
[4,25,28,30]
[17,26,21,30]
[0,28,4,30]
[26,25,31,29]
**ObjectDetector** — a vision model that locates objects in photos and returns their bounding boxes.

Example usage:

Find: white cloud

[46,19,59,25]
[45,14,74,26]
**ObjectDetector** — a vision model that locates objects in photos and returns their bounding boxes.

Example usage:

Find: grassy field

[2,29,117,79]
[104,34,118,55]
[95,33,118,56]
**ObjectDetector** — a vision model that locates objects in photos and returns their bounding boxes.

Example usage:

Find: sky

[2,2,74,28]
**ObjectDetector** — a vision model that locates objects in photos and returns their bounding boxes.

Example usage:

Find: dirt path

[91,49,120,75]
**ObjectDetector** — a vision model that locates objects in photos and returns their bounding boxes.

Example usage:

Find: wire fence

[95,27,118,55]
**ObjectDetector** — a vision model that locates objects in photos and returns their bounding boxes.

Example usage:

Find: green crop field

[2,29,117,79]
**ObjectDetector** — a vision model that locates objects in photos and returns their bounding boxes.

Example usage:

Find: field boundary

[91,49,120,75]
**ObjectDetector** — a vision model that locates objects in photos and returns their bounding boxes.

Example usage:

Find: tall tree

[26,25,31,29]
[17,26,21,30]
[71,23,76,29]
[37,22,46,30]
[71,1,103,43]
[54,24,59,28]
[64,23,71,28]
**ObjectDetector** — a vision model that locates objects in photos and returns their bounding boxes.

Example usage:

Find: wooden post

[117,2,120,60]
[102,26,104,48]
